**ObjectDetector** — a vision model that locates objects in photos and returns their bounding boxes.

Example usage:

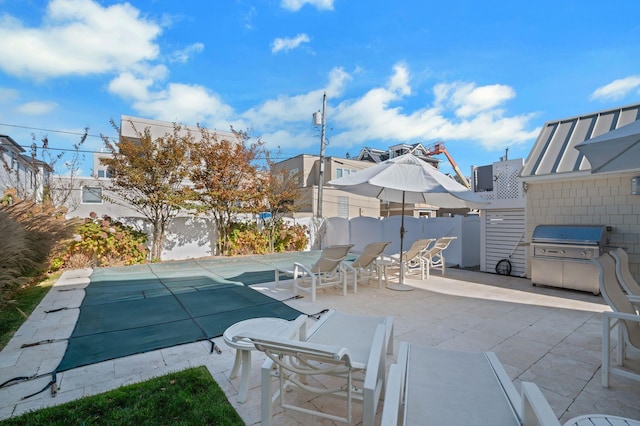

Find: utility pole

[316,92,327,218]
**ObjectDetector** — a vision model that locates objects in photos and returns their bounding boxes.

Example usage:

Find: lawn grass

[0,274,58,350]
[0,366,244,425]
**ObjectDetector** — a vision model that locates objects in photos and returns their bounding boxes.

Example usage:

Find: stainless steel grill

[531,224,610,294]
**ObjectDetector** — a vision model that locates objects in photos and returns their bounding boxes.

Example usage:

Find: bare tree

[1,130,88,212]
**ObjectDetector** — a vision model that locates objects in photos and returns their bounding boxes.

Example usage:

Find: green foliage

[274,222,309,252]
[226,220,308,256]
[226,222,270,256]
[53,213,148,268]
[189,127,264,256]
[101,120,193,260]
[1,366,244,425]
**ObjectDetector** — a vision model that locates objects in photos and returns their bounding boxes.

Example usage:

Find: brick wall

[526,173,640,281]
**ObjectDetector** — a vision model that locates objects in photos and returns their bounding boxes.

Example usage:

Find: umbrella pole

[399,191,405,285]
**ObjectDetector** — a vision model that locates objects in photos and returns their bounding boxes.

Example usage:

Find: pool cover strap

[55,261,303,373]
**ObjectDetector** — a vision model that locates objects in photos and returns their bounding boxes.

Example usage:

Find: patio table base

[386,283,414,291]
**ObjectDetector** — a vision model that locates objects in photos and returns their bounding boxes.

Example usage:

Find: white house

[0,134,52,203]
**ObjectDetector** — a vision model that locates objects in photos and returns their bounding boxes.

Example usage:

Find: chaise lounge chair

[421,236,457,278]
[342,241,392,291]
[237,309,394,426]
[381,342,559,425]
[275,244,353,302]
[592,253,640,387]
[385,238,435,281]
[610,247,640,296]
[381,341,638,426]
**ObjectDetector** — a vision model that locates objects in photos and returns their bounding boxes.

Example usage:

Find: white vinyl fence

[319,215,481,268]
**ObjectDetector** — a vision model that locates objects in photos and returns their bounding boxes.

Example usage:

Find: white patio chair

[592,253,640,387]
[342,241,391,291]
[386,238,435,280]
[237,309,393,426]
[276,244,353,302]
[610,247,640,296]
[381,342,560,426]
[421,236,457,278]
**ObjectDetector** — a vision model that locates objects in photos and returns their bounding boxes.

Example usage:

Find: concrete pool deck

[1,266,639,424]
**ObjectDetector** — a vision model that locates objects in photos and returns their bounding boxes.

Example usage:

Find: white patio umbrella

[575,119,640,174]
[328,153,488,288]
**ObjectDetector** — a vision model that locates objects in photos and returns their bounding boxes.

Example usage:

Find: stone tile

[2,267,640,423]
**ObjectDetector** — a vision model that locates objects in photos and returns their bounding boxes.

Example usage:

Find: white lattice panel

[494,161,523,200]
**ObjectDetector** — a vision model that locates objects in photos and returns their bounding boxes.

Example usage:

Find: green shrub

[274,222,308,252]
[226,220,309,256]
[53,213,149,268]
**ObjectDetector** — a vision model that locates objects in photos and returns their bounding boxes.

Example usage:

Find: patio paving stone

[1,264,639,425]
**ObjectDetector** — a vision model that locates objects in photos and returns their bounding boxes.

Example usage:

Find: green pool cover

[55,252,325,372]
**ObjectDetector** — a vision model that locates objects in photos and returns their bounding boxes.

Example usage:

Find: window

[289,167,300,185]
[82,186,103,204]
[336,168,358,178]
[97,168,114,179]
[338,196,349,217]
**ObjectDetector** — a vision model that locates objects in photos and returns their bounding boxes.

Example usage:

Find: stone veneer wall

[525,172,640,282]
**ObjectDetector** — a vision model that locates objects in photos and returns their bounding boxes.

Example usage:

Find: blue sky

[1,0,639,177]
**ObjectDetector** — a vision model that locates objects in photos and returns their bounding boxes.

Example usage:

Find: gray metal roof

[520,103,640,179]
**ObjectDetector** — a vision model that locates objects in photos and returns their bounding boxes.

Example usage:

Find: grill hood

[531,225,609,246]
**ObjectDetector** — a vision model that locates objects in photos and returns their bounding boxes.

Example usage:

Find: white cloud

[130,82,237,129]
[16,101,58,115]
[169,42,204,63]
[434,82,515,117]
[591,75,640,101]
[280,0,335,11]
[0,0,161,79]
[271,33,311,54]
[242,66,352,129]
[329,64,536,151]
[108,65,168,101]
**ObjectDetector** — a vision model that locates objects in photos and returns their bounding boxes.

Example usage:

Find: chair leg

[262,360,275,425]
[603,316,611,387]
[617,324,624,366]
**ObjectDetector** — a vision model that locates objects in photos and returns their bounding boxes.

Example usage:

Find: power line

[0,122,299,160]
[0,122,116,140]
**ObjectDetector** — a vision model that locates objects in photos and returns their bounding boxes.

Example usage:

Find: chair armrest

[628,295,640,306]
[485,352,521,416]
[603,311,640,322]
[341,261,356,274]
[288,314,308,340]
[363,324,386,391]
[236,331,356,365]
[293,261,314,277]
[381,363,404,426]
[521,382,560,426]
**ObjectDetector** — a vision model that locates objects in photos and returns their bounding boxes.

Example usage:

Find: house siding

[525,172,640,281]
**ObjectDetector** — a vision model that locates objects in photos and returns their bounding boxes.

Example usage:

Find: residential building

[0,134,52,203]
[273,154,381,219]
[520,102,640,283]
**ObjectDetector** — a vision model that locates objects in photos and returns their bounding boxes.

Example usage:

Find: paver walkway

[1,266,639,424]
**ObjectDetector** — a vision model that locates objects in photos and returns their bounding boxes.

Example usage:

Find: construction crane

[424,142,472,189]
